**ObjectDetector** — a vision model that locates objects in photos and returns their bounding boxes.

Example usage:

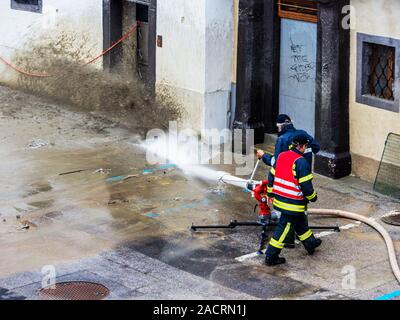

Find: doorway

[278,0,318,135]
[103,0,156,92]
[235,0,351,178]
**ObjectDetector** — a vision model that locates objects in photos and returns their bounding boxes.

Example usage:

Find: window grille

[365,43,395,101]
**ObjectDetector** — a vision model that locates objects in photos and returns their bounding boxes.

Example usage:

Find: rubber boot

[306,238,322,255]
[265,256,286,266]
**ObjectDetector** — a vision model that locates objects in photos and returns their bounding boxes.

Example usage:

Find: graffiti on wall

[288,37,315,83]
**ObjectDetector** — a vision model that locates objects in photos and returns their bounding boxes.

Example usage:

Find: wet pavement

[0,85,399,300]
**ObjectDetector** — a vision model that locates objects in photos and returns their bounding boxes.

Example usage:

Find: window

[357,33,400,113]
[136,3,149,23]
[278,0,318,23]
[364,43,395,100]
[11,0,42,13]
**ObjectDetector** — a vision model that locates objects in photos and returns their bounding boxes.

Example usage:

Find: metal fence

[374,132,400,199]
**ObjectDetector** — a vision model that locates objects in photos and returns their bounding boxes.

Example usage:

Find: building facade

[0,0,399,182]
[0,0,104,81]
[0,0,235,132]
[349,0,400,182]
[233,0,399,182]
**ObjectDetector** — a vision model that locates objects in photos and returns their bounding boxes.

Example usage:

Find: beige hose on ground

[309,208,400,284]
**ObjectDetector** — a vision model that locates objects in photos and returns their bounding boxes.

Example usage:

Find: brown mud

[5,31,181,136]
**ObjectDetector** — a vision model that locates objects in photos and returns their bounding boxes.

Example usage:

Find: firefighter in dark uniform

[265,132,322,266]
[256,115,320,247]
[257,114,320,168]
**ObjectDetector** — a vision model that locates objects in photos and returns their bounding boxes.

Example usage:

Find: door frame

[278,16,318,136]
[234,0,351,178]
[265,0,319,135]
[103,0,157,93]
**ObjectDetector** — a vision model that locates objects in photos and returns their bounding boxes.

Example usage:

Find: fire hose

[308,208,400,284]
[216,171,400,284]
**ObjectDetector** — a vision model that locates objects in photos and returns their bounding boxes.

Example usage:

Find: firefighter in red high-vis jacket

[265,132,322,266]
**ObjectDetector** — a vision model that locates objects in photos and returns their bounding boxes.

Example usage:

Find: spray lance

[209,159,272,223]
[216,159,262,190]
[191,159,340,253]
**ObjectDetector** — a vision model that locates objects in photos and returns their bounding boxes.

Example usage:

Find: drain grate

[39,281,110,300]
[382,212,400,226]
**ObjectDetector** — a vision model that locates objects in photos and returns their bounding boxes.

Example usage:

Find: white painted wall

[156,0,234,132]
[204,0,233,131]
[0,0,235,133]
[156,0,206,93]
[232,0,239,84]
[0,0,103,84]
[205,0,233,93]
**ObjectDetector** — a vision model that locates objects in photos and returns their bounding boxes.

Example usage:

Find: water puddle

[22,181,53,198]
[27,199,55,209]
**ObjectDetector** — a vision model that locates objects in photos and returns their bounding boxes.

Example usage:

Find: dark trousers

[280,213,308,245]
[265,212,318,261]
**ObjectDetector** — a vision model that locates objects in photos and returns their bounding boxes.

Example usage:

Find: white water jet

[137,135,252,190]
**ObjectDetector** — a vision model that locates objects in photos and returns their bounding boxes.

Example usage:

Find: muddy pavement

[0,85,266,299]
[0,85,235,270]
[0,85,399,300]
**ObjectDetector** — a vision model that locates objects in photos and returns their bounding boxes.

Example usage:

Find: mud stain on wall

[4,24,181,135]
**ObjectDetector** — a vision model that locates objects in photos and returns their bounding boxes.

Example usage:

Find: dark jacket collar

[291,148,304,156]
[278,123,296,137]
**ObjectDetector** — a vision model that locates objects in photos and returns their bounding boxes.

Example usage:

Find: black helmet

[292,132,309,146]
[276,114,292,125]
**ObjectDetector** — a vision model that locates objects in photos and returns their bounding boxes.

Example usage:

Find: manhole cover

[39,281,110,300]
[382,212,400,226]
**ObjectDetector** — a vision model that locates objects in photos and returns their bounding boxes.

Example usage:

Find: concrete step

[254,133,278,155]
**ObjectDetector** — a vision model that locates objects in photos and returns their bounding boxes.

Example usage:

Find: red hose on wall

[0,23,139,78]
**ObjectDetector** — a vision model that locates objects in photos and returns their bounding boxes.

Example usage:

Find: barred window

[11,0,42,13]
[357,33,400,113]
[278,0,318,23]
[364,43,395,101]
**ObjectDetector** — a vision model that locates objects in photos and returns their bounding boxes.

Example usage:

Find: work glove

[271,210,281,222]
[306,194,318,203]
[246,182,255,191]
